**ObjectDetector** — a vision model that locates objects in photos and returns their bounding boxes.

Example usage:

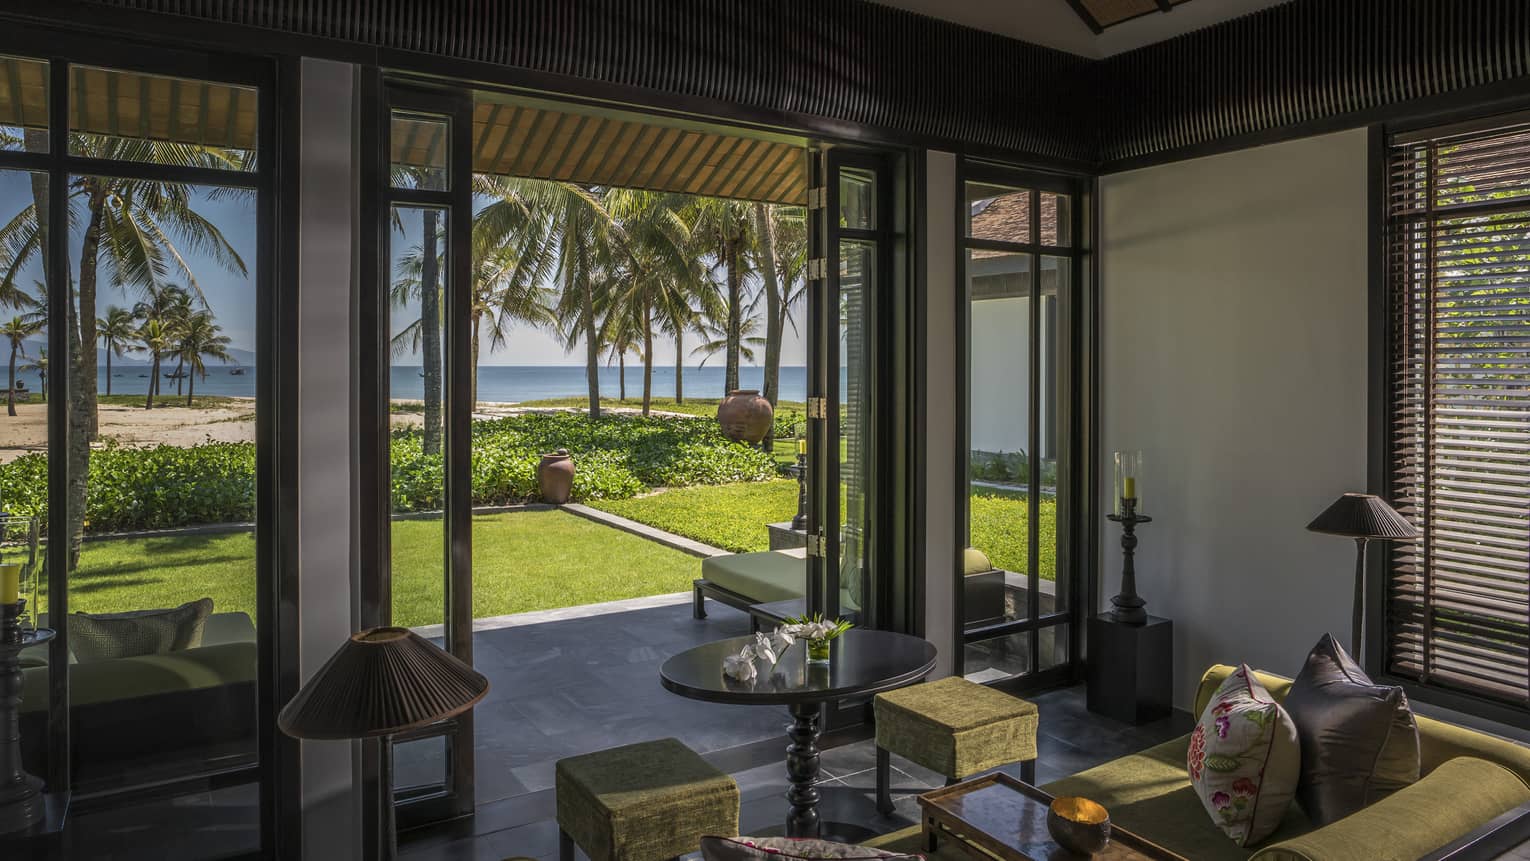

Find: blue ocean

[17,365,836,403]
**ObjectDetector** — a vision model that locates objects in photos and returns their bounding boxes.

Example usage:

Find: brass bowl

[1046,796,1111,856]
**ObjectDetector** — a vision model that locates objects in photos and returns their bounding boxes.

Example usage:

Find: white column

[297,56,361,860]
[923,151,959,678]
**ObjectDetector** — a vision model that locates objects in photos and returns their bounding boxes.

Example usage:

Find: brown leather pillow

[1283,633,1420,825]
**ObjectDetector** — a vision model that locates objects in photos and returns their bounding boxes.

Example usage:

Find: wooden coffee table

[918,773,1188,861]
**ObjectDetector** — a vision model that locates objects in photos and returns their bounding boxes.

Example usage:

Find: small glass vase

[806,638,832,664]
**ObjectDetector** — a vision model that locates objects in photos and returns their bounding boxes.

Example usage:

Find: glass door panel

[838,239,873,622]
[961,170,1083,686]
[966,250,1032,627]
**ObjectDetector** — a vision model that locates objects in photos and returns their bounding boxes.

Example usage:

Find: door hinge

[806,532,827,557]
[806,186,827,210]
[807,257,827,280]
[807,397,827,419]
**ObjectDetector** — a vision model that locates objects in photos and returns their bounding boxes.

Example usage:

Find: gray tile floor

[397,683,1197,861]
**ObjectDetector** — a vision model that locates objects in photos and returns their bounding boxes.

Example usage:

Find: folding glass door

[369,80,476,831]
[806,148,898,630]
[958,163,1087,686]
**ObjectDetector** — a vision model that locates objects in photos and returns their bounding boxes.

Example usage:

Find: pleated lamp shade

[1306,492,1417,540]
[279,627,489,740]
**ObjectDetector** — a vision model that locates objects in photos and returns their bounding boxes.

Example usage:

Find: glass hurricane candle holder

[1113,450,1143,517]
[0,515,40,632]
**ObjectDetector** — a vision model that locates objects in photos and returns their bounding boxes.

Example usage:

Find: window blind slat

[1388,121,1530,708]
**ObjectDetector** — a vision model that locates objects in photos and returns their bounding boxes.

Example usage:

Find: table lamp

[1306,493,1417,662]
[278,627,488,859]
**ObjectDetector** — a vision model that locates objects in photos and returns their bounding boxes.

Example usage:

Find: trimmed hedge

[0,412,778,533]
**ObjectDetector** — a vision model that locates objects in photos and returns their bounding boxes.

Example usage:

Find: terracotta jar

[717,390,774,444]
[537,449,575,504]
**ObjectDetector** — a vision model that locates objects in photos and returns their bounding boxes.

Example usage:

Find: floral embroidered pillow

[1187,664,1301,846]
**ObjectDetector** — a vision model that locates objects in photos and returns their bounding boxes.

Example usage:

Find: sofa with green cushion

[17,611,258,787]
[866,665,1530,860]
[693,547,1002,625]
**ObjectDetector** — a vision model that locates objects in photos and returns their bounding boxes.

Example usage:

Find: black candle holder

[1106,497,1153,625]
[790,452,808,531]
[0,598,50,834]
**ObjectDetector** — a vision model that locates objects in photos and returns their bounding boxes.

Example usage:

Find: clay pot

[717,390,774,444]
[537,449,575,504]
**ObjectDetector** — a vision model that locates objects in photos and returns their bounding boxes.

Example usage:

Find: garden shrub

[0,412,777,533]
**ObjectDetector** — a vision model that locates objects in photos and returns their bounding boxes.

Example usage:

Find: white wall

[1099,128,1370,709]
[969,296,1029,454]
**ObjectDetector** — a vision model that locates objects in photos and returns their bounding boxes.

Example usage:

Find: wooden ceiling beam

[1062,0,1104,35]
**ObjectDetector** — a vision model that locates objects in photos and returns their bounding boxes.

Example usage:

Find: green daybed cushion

[700,549,860,611]
[1041,735,1312,860]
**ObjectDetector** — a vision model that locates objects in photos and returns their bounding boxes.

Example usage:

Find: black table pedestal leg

[785,702,822,838]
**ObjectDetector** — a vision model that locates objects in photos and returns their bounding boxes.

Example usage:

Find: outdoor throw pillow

[69,597,214,663]
[700,836,921,861]
[1282,633,1420,825]
[1188,663,1301,846]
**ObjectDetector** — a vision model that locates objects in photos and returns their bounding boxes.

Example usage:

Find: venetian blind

[1387,122,1530,708]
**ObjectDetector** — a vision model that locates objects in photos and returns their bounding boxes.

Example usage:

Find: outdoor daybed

[693,546,1005,626]
[866,664,1530,860]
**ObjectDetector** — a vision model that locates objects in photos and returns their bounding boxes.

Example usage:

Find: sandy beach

[0,398,704,463]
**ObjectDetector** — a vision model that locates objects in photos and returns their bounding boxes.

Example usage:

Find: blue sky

[1,172,807,367]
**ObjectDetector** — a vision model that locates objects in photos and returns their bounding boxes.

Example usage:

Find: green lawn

[593,480,1057,579]
[590,479,802,553]
[58,509,701,628]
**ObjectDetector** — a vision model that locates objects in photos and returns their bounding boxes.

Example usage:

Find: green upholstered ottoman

[873,676,1039,813]
[556,737,739,861]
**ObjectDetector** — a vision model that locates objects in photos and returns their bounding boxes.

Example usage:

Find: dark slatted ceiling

[392,101,808,205]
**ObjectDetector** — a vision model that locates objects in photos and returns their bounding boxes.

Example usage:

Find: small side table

[1087,614,1172,725]
[766,522,808,551]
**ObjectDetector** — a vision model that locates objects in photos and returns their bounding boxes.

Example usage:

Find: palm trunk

[578,267,601,419]
[470,312,481,409]
[420,210,443,456]
[104,347,112,396]
[642,303,653,417]
[174,355,185,397]
[7,343,17,418]
[725,239,742,395]
[146,353,159,409]
[754,204,783,410]
[674,330,684,404]
[68,187,106,565]
[618,352,626,401]
[186,370,195,407]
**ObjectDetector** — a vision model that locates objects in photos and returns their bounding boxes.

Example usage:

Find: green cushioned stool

[873,676,1040,814]
[556,737,739,861]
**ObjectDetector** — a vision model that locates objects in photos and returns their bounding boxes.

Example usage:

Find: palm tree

[477,177,620,417]
[602,189,698,416]
[1,311,43,417]
[468,202,557,408]
[175,310,233,406]
[137,319,172,410]
[752,204,807,408]
[96,305,136,396]
[20,348,47,399]
[134,285,194,408]
[0,137,246,559]
[686,198,757,395]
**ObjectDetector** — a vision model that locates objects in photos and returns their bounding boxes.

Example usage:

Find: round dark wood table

[660,628,937,839]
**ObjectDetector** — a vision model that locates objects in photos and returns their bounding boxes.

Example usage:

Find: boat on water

[229,367,245,376]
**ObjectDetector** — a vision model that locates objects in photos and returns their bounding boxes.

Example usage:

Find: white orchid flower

[723,648,758,682]
[753,632,778,665]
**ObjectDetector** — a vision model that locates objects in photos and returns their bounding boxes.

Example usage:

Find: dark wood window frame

[953,158,1094,690]
[1371,116,1530,726]
[0,24,300,858]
